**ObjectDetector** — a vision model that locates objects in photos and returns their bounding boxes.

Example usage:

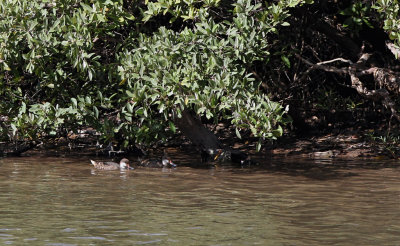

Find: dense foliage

[0,0,304,148]
[1,0,400,151]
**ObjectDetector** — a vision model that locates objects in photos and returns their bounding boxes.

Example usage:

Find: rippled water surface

[1,156,400,245]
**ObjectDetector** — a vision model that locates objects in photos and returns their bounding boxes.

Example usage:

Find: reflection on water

[0,156,400,245]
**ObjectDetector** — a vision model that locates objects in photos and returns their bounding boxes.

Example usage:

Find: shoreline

[0,127,397,161]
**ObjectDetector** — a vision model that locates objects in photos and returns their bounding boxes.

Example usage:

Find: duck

[202,148,256,166]
[138,152,177,168]
[201,148,224,163]
[90,158,133,170]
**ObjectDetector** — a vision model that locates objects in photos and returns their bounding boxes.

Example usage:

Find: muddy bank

[0,127,395,161]
[270,132,378,159]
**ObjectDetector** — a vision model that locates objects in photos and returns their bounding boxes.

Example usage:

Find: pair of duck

[90,154,176,170]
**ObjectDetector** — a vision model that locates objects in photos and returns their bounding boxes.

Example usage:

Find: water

[1,156,400,245]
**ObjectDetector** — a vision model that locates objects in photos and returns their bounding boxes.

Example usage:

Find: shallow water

[0,156,400,245]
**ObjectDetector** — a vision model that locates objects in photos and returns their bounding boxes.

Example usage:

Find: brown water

[0,156,400,245]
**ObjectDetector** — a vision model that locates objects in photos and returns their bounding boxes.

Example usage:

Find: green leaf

[71,98,77,107]
[272,125,283,137]
[123,140,129,148]
[169,121,176,133]
[158,103,165,113]
[281,55,291,68]
[126,90,134,97]
[10,123,17,135]
[256,140,262,152]
[3,62,11,71]
[93,106,99,118]
[250,126,257,136]
[127,103,133,113]
[80,2,93,12]
[235,128,242,139]
[97,91,103,101]
[136,108,144,116]
[85,96,91,104]
[206,110,213,119]
[50,19,61,32]
[21,102,26,114]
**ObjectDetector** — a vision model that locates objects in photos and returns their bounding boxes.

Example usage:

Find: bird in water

[138,152,177,168]
[90,158,133,170]
[201,148,230,163]
[201,148,256,166]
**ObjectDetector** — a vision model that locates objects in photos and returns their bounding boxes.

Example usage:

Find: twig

[294,54,350,83]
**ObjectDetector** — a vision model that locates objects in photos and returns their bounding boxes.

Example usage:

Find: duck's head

[120,158,133,169]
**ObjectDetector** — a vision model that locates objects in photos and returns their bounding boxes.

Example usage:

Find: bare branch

[297,53,400,122]
[373,68,400,94]
[317,57,353,65]
[350,70,400,121]
[294,54,349,83]
[386,41,400,60]
[356,53,372,65]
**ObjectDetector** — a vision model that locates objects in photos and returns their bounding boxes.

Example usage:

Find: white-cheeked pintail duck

[90,158,133,170]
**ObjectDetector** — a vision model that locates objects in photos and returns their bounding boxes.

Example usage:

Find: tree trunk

[174,110,251,165]
[174,110,222,150]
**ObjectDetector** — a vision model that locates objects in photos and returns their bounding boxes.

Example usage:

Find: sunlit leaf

[71,98,78,108]
[169,121,176,133]
[235,128,242,139]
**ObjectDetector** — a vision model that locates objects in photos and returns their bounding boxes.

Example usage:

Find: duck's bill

[214,150,223,160]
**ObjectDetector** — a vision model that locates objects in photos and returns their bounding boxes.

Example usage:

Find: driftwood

[295,52,400,122]
[297,15,400,122]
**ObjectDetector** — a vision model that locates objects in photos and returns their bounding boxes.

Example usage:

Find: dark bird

[138,152,177,168]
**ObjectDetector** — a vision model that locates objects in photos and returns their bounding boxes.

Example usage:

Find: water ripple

[0,157,400,245]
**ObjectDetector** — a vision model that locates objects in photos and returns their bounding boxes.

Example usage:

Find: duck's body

[90,158,132,170]
[201,148,255,166]
[138,154,176,168]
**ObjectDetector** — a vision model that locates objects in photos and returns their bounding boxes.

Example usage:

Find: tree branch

[297,53,400,122]
[311,19,361,60]
[294,54,350,83]
[386,41,400,60]
[349,71,400,121]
